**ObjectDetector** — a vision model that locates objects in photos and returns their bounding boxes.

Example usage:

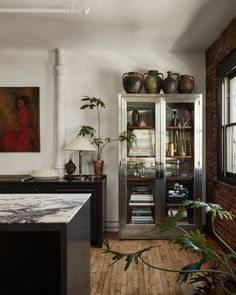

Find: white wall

[0,51,55,174]
[0,50,206,230]
[66,50,206,230]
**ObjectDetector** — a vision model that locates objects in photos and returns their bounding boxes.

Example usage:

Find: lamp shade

[65,136,96,151]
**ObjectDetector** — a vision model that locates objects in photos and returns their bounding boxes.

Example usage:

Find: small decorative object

[161,71,180,94]
[170,109,179,126]
[31,169,59,179]
[178,74,195,94]
[133,163,142,177]
[65,158,76,175]
[143,70,163,93]
[131,110,140,127]
[122,72,143,93]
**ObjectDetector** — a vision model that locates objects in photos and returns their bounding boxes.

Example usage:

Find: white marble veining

[0,193,90,224]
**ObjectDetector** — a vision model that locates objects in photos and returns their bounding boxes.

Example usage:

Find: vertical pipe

[55,48,67,177]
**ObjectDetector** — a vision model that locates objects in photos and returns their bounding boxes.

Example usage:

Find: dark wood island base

[0,194,90,295]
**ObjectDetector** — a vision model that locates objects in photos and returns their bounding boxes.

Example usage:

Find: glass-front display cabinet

[119,94,203,239]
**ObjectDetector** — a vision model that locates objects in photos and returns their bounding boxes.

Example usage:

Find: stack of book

[129,193,154,206]
[131,208,154,224]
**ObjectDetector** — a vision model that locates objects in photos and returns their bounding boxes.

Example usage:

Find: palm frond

[155,208,187,232]
[102,240,158,271]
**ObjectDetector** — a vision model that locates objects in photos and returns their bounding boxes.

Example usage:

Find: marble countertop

[0,193,90,224]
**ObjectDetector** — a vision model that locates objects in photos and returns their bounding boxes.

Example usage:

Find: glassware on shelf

[170,109,179,126]
[127,162,134,176]
[139,162,146,177]
[133,163,142,177]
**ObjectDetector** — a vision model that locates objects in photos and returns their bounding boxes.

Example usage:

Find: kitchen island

[0,193,90,295]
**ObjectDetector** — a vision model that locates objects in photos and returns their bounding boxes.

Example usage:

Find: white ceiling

[0,0,235,51]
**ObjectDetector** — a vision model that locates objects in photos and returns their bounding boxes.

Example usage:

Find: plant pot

[93,160,104,179]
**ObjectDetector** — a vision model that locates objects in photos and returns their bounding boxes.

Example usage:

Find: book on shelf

[129,202,155,206]
[132,215,153,220]
[132,208,153,216]
[131,186,152,192]
[131,220,154,225]
[130,194,153,202]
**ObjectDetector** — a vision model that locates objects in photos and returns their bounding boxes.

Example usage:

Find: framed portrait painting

[0,87,40,152]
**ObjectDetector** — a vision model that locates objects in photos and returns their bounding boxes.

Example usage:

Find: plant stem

[211,215,236,257]
[97,104,101,159]
[138,256,232,276]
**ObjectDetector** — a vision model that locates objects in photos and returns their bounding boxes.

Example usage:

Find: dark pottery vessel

[178,74,195,94]
[131,110,140,127]
[122,72,143,94]
[162,71,179,94]
[143,70,163,93]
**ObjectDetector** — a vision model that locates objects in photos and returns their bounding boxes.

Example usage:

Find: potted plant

[103,200,236,294]
[78,96,136,177]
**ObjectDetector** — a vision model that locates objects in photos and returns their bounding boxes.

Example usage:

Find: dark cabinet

[0,176,107,247]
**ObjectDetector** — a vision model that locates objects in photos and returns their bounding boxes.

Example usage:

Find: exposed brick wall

[206,17,236,250]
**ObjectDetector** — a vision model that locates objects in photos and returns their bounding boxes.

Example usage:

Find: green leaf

[78,125,96,138]
[155,208,187,232]
[173,230,207,254]
[183,200,235,220]
[80,104,90,109]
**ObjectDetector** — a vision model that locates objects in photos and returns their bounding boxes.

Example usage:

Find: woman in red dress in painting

[2,95,33,152]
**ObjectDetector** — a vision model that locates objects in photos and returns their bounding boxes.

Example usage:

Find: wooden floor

[90,233,200,295]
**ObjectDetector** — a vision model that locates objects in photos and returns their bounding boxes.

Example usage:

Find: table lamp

[65,136,96,180]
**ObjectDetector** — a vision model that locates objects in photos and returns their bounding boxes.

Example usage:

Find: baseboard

[105,221,118,232]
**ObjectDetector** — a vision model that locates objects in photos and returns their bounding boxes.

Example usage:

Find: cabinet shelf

[166,126,193,130]
[166,176,194,181]
[127,125,154,130]
[127,176,155,181]
[166,203,186,207]
[166,156,193,159]
[128,155,155,158]
[129,203,155,207]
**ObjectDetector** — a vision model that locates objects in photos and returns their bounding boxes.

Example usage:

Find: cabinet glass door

[162,97,202,228]
[126,101,156,226]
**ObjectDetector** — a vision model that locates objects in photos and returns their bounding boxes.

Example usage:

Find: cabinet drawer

[21,184,53,193]
[53,184,94,194]
[0,183,53,193]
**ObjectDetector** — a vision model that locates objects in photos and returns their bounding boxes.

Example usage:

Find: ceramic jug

[162,71,179,94]
[178,74,195,94]
[143,70,163,93]
[122,72,143,94]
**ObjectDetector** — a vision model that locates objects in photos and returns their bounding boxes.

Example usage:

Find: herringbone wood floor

[90,233,201,295]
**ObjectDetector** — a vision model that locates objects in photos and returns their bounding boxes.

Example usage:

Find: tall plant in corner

[78,96,136,177]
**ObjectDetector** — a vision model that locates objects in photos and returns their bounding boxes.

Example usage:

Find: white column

[55,48,67,177]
